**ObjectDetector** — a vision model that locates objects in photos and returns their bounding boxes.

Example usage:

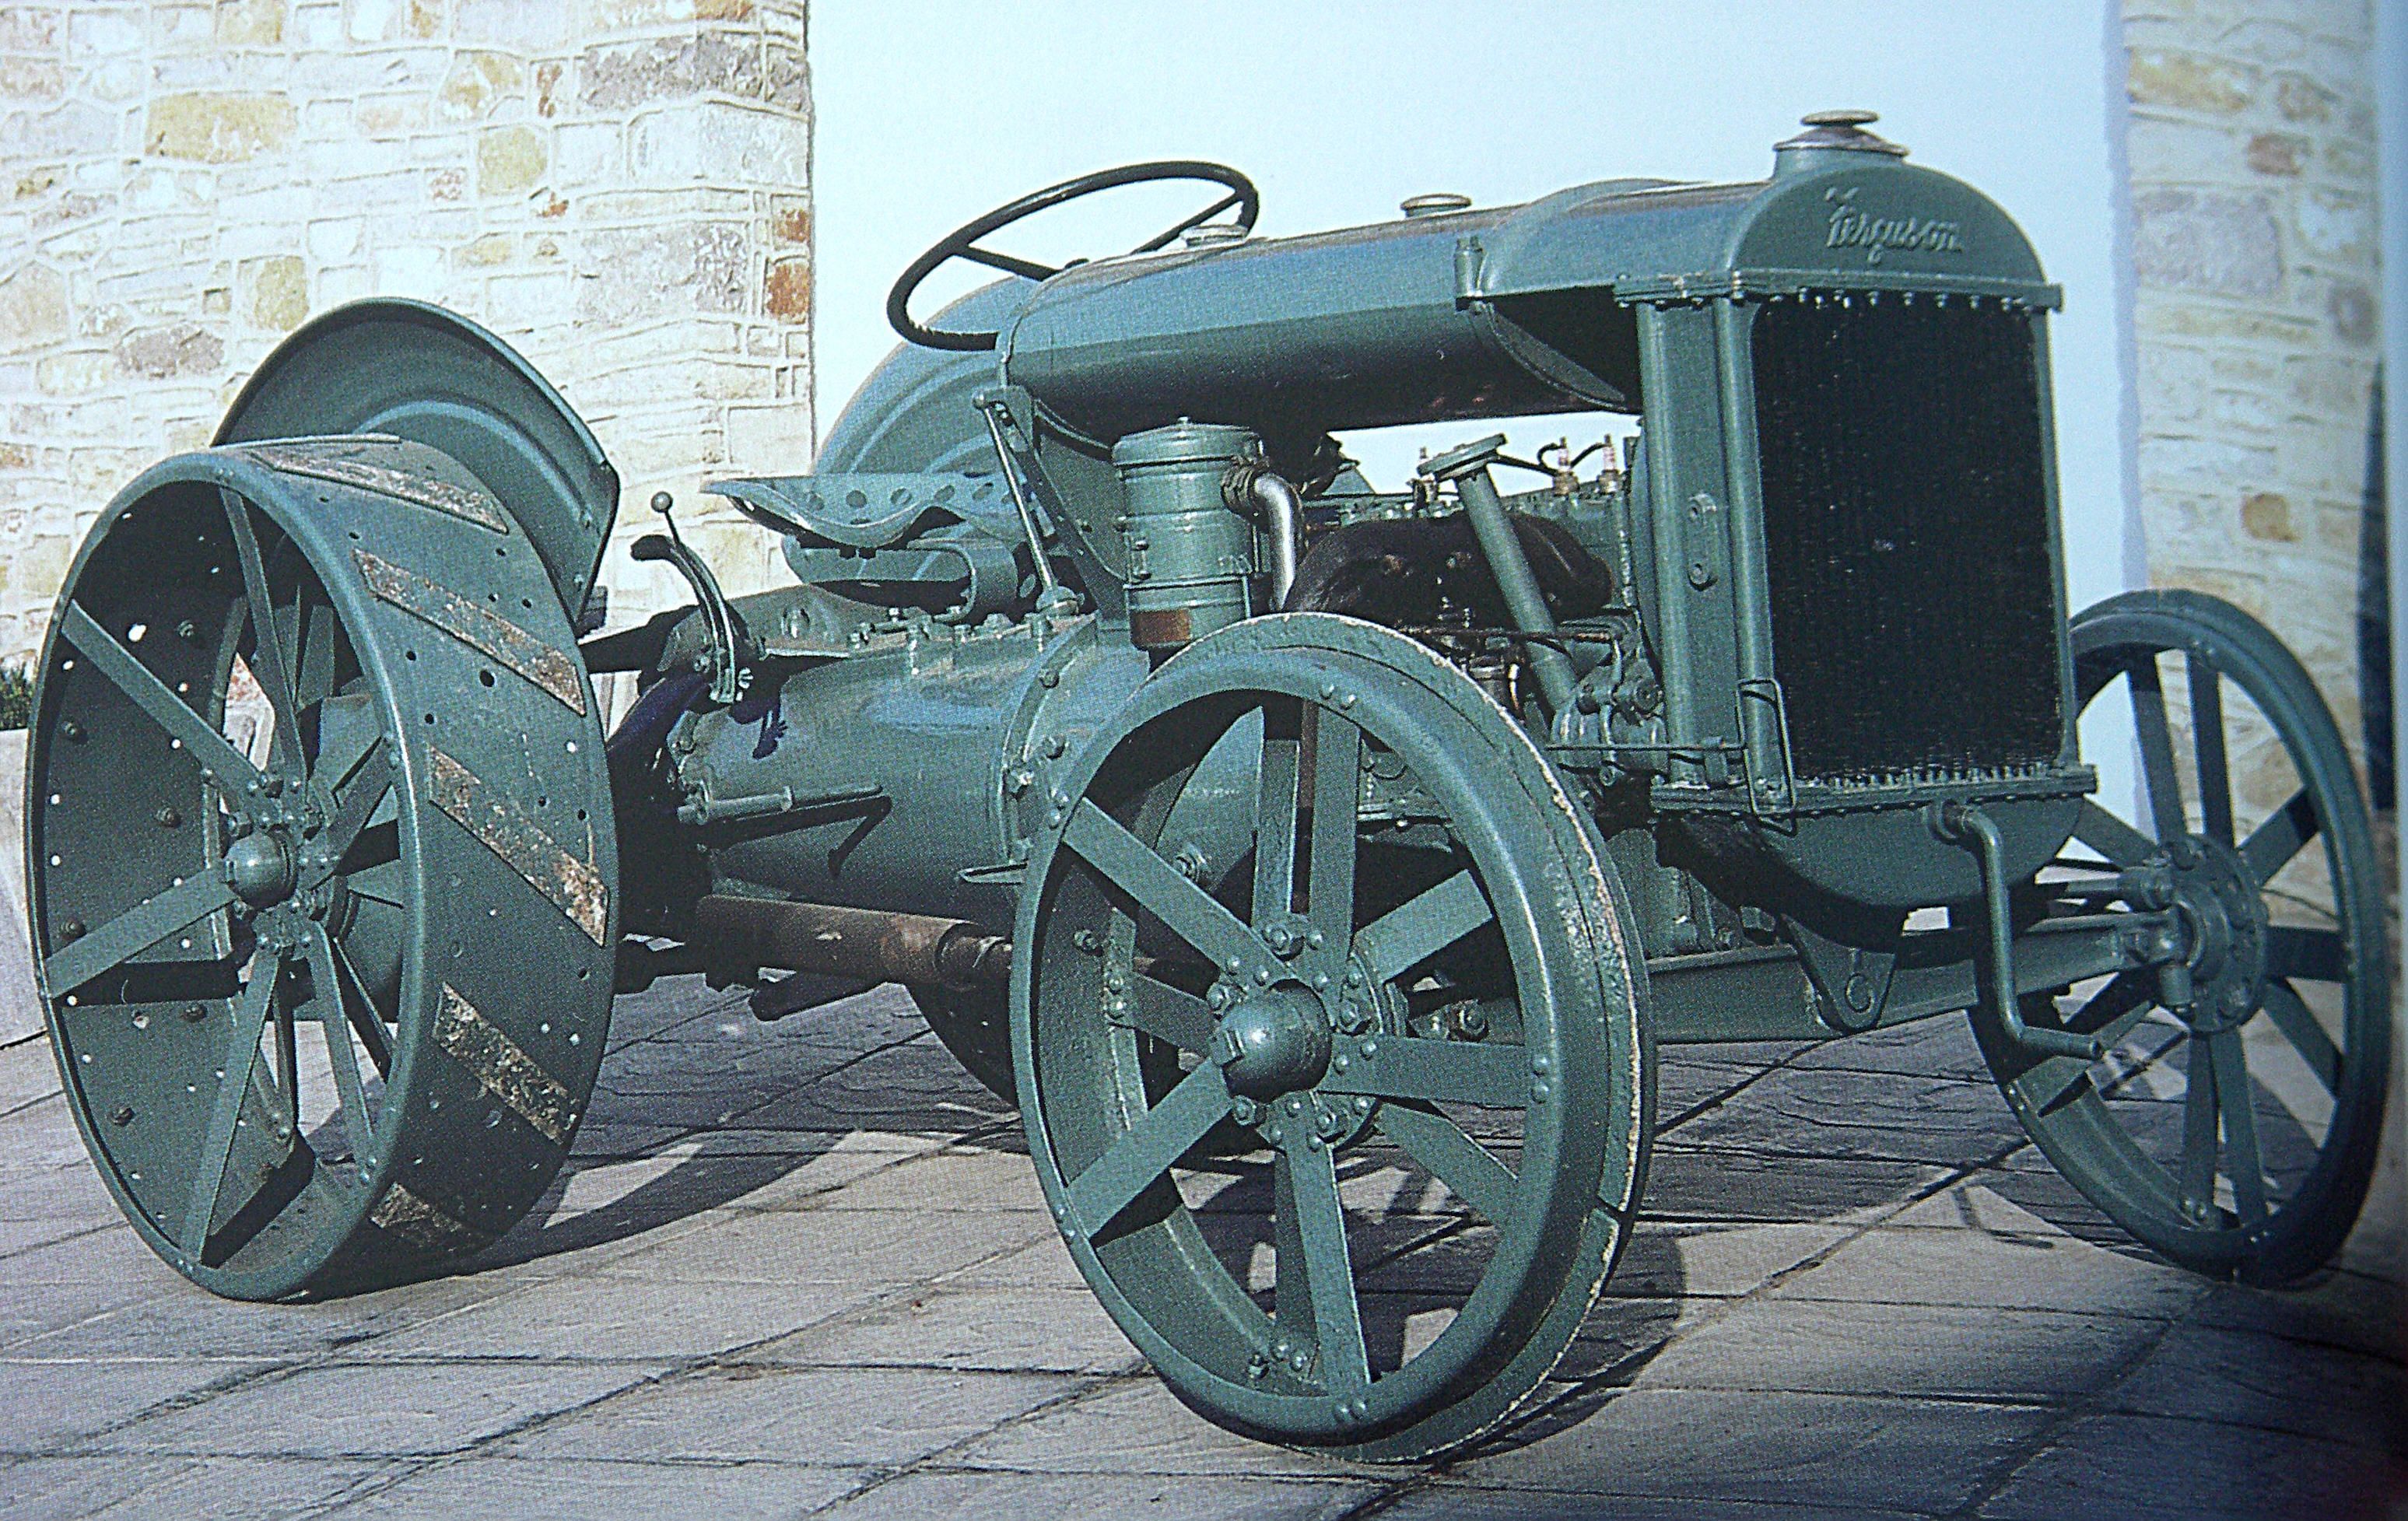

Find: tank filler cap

[1401,192,1472,219]
[1182,223,1250,249]
[1773,109,1908,176]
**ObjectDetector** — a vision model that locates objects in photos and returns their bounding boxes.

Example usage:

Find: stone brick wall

[0,0,812,683]
[2122,0,2382,784]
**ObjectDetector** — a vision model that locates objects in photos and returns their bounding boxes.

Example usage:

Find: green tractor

[26,113,2385,1459]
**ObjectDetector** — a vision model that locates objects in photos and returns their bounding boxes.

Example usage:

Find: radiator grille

[1751,296,2063,785]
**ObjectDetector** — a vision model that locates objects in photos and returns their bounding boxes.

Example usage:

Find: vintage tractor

[25,112,2389,1459]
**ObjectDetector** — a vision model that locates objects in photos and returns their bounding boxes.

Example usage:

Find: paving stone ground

[1,978,2401,1519]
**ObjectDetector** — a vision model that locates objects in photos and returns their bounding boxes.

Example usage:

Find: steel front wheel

[1980,590,2387,1284]
[30,440,617,1298]
[1014,614,1650,1460]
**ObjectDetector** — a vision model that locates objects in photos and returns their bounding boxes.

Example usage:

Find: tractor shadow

[450,976,1018,1278]
[414,980,2311,1474]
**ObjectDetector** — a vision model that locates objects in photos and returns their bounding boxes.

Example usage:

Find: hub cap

[224,830,298,907]
[2163,832,2269,1036]
[1211,985,1332,1099]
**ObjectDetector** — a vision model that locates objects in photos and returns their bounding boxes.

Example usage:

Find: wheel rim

[1982,591,2388,1283]
[31,440,617,1298]
[1015,615,1648,1458]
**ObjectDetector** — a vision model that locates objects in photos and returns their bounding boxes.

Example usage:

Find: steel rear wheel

[1980,590,2387,1284]
[1014,614,1650,1460]
[30,438,617,1298]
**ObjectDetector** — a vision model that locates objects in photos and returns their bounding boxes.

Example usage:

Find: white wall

[808,0,2134,612]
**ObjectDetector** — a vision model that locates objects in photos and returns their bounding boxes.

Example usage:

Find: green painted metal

[996,134,2052,448]
[35,107,2386,1457]
[1976,591,2389,1284]
[1110,422,1262,650]
[1011,613,1649,1459]
[218,300,621,618]
[818,281,1036,476]
[30,438,616,1297]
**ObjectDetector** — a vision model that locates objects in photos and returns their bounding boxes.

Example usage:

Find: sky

[808,0,2132,612]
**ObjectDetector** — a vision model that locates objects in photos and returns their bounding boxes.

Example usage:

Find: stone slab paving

[0,977,2400,1520]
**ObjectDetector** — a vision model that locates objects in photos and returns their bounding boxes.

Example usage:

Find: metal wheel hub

[1211,983,1333,1099]
[1237,1081,1379,1151]
[2163,832,2268,1035]
[223,829,299,907]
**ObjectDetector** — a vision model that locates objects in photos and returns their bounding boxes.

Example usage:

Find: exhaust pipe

[691,894,1012,990]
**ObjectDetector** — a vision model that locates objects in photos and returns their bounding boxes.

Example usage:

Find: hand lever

[633,491,748,706]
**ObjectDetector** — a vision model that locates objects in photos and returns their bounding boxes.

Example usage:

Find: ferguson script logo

[1823,185,1965,265]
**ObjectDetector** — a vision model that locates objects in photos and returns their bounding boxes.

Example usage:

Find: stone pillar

[0,0,813,678]
[2122,0,2382,773]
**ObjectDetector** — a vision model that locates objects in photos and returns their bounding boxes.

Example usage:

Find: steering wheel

[886,160,1260,352]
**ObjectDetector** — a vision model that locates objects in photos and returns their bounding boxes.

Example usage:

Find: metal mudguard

[217,300,619,616]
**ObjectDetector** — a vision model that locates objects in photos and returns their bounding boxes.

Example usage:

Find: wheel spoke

[2240,790,2319,884]
[1320,1035,1530,1109]
[1285,1136,1369,1394]
[328,937,394,1079]
[1351,871,1493,982]
[304,926,375,1164]
[1253,701,1302,923]
[223,489,307,775]
[1063,1061,1231,1237]
[2022,974,2161,1113]
[2208,1031,2267,1223]
[2073,800,2156,870]
[1131,189,1247,254]
[2189,657,2233,843]
[59,605,264,799]
[293,591,338,710]
[2263,926,2345,983]
[1303,706,1362,972]
[344,857,406,909]
[41,872,237,997]
[2072,970,2157,1039]
[322,768,394,868]
[311,711,384,800]
[1120,973,1215,1054]
[1063,801,1265,973]
[1271,1151,1316,1334]
[1373,1100,1519,1224]
[959,244,1059,282]
[2260,982,2340,1096]
[2178,1036,2220,1222]
[2126,656,2188,841]
[181,949,280,1253]
[272,983,300,1141]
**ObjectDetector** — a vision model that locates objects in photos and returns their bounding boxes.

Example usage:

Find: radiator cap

[1774,109,1909,176]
